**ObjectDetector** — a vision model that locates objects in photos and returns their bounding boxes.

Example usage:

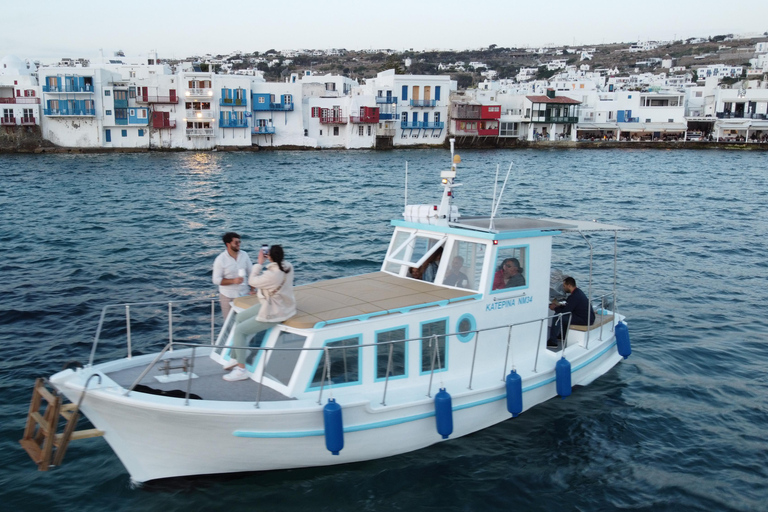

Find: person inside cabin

[547,276,596,347]
[422,247,443,283]
[222,245,297,382]
[443,256,469,288]
[212,232,254,321]
[492,257,525,290]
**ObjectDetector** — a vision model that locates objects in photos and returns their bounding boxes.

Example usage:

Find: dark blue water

[1,149,767,511]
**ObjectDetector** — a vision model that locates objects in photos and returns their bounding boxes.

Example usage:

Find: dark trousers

[549,315,571,344]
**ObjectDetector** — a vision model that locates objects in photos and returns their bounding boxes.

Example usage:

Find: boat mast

[438,138,460,222]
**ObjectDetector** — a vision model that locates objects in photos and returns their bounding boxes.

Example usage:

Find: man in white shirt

[212,232,253,320]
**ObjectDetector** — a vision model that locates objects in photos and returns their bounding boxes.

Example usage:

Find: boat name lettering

[486,296,532,311]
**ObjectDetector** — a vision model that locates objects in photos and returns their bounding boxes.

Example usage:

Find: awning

[539,218,633,232]
[618,122,687,132]
[576,123,619,130]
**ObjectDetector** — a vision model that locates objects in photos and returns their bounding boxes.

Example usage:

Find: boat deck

[105,353,294,402]
[234,271,479,329]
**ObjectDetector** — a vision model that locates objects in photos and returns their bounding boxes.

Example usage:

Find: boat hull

[50,338,623,482]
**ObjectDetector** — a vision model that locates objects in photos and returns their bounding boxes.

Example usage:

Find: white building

[0,55,41,129]
[361,69,456,147]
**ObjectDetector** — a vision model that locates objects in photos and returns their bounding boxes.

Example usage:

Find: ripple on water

[1,149,767,511]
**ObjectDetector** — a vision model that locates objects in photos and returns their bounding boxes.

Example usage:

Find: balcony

[186,109,215,119]
[423,122,444,129]
[401,121,422,129]
[185,88,214,98]
[320,116,347,124]
[115,117,128,126]
[410,99,436,107]
[533,115,579,123]
[136,94,179,104]
[252,126,276,134]
[402,121,444,129]
[153,119,176,129]
[452,105,481,119]
[376,96,397,104]
[219,117,249,128]
[253,101,294,111]
[350,113,379,123]
[220,98,249,107]
[20,116,36,125]
[44,108,95,116]
[0,97,40,104]
[186,128,214,137]
[42,84,93,93]
[379,113,400,120]
[1,117,16,126]
[478,127,499,136]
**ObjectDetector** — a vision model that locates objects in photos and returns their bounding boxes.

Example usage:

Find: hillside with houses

[2,32,768,151]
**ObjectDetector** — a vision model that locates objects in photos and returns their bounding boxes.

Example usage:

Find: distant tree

[256,62,270,73]
[453,73,474,89]
[535,66,556,80]
[199,63,209,72]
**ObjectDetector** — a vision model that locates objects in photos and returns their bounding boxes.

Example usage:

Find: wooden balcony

[320,116,347,124]
[152,119,176,129]
[136,94,179,104]
[0,97,40,104]
[20,117,37,125]
[350,113,379,123]
[1,117,16,126]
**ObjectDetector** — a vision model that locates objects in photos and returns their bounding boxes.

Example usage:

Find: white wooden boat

[42,146,632,482]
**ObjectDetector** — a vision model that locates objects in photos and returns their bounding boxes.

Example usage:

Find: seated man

[492,257,525,290]
[443,255,469,288]
[548,276,596,347]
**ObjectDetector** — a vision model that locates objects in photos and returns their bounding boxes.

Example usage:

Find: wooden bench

[569,314,614,332]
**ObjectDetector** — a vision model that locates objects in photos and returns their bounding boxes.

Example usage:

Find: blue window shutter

[423,112,428,123]
[402,85,408,101]
[105,129,111,142]
[435,86,441,101]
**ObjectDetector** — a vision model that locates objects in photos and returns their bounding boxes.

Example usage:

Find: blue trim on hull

[232,340,619,439]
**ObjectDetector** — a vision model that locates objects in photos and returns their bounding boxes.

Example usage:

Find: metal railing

[88,297,218,367]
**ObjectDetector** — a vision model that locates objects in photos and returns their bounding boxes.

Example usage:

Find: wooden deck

[234,272,478,329]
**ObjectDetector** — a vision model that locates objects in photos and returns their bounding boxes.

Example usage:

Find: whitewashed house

[361,69,456,147]
[0,55,41,129]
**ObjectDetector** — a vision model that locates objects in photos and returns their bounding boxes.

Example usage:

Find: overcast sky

[3,0,766,62]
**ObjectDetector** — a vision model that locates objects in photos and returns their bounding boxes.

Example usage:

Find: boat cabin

[220,213,588,403]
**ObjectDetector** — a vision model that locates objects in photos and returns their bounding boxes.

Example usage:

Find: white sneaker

[223,358,239,370]
[223,367,249,382]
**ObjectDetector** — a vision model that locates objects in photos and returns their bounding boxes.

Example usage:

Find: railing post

[533,318,544,373]
[185,347,196,406]
[211,300,215,345]
[381,343,394,406]
[125,305,132,359]
[468,331,480,390]
[168,302,173,352]
[426,335,438,398]
[502,325,513,380]
[317,347,331,405]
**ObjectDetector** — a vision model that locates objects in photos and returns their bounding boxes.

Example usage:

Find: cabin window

[421,319,447,373]
[384,230,445,278]
[263,331,307,386]
[309,336,361,389]
[376,327,408,380]
[491,246,529,291]
[441,240,486,291]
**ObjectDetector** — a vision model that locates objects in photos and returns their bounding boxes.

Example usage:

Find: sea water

[1,148,766,511]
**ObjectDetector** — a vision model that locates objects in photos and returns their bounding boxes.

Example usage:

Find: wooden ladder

[19,377,104,471]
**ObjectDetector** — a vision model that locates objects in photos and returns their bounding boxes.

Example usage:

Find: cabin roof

[452,216,576,233]
[233,272,478,330]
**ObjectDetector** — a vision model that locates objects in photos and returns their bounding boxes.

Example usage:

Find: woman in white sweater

[223,245,296,381]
